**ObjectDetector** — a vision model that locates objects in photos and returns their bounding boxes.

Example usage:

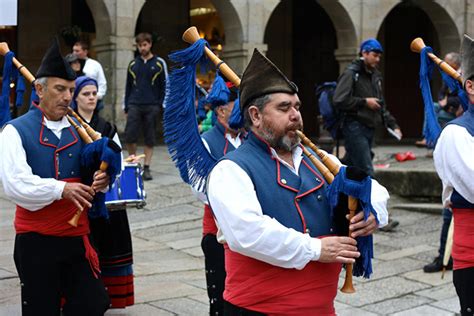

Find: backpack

[316,65,360,140]
[315,82,341,139]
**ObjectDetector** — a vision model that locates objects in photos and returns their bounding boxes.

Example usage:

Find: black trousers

[14,233,110,316]
[453,267,474,316]
[201,234,226,315]
[224,301,266,316]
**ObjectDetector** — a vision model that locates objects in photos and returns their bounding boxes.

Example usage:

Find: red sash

[14,178,100,278]
[224,245,341,316]
[202,204,218,236]
[452,208,474,270]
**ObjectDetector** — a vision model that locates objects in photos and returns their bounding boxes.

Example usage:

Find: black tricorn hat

[36,38,76,80]
[239,49,298,110]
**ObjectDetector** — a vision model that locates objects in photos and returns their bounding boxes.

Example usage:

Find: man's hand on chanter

[91,171,110,192]
[319,236,360,264]
[348,212,378,238]
[62,183,95,211]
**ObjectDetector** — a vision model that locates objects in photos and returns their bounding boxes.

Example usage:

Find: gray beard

[259,126,300,152]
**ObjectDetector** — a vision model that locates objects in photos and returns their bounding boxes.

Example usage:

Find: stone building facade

[6,0,474,138]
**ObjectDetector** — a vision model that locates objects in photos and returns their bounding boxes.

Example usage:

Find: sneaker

[379,218,399,232]
[143,168,153,181]
[423,256,453,273]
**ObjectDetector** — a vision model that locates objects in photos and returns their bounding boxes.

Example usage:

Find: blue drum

[105,163,146,209]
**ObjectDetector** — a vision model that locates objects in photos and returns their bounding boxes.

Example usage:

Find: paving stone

[150,297,208,315]
[0,304,21,316]
[363,294,433,314]
[183,277,207,290]
[134,279,204,304]
[335,276,430,307]
[358,257,425,282]
[188,294,210,305]
[402,269,453,286]
[430,296,461,314]
[133,220,202,238]
[132,236,169,253]
[0,267,16,280]
[130,212,202,231]
[181,246,204,258]
[390,304,453,316]
[415,283,458,301]
[336,306,379,316]
[167,237,201,250]
[0,239,14,256]
[377,244,436,261]
[105,303,175,315]
[0,278,21,305]
[142,228,202,243]
[373,243,399,255]
[410,250,442,263]
[0,225,15,241]
[134,256,203,276]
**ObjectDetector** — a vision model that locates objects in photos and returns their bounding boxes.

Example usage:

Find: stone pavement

[0,145,461,315]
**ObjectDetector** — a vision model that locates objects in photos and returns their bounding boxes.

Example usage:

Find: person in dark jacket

[333,38,402,177]
[124,32,167,180]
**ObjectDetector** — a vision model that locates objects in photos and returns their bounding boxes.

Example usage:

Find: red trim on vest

[276,161,298,192]
[452,208,474,270]
[223,244,340,315]
[203,204,218,235]
[14,178,100,278]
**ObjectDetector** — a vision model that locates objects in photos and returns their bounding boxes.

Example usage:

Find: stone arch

[376,0,461,55]
[84,0,113,44]
[210,0,244,45]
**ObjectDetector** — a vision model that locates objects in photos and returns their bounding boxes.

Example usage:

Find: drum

[105,163,146,209]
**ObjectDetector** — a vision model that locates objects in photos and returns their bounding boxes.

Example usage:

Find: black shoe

[423,256,453,273]
[143,168,153,181]
[379,218,399,232]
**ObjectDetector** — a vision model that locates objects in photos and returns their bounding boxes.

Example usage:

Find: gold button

[68,153,73,158]
[305,228,310,234]
[296,198,300,202]
[281,179,287,184]
[71,171,75,175]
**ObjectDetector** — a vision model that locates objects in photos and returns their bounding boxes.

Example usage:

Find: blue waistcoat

[222,132,335,237]
[8,104,83,180]
[201,121,237,160]
[447,105,474,208]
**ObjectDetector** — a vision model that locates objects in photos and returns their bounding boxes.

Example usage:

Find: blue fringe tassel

[440,71,469,112]
[228,97,244,129]
[15,74,26,107]
[197,96,208,121]
[163,39,217,190]
[80,137,122,219]
[1,51,14,127]
[206,73,230,108]
[419,47,442,148]
[326,166,377,278]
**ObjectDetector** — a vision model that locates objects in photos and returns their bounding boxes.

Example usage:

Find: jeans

[342,119,375,177]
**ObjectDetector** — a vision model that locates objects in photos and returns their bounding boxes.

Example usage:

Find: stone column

[334,46,358,73]
[222,42,268,76]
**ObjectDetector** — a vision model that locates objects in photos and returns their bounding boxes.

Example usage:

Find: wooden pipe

[410,37,463,84]
[182,26,241,87]
[0,42,36,83]
[0,41,110,227]
[296,130,357,294]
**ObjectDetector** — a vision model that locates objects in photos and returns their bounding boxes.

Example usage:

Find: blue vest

[201,121,237,160]
[222,132,335,237]
[447,105,474,208]
[8,104,83,180]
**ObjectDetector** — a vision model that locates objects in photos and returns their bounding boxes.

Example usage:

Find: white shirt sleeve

[434,125,474,206]
[207,159,321,270]
[370,179,389,227]
[0,125,66,211]
[84,58,107,99]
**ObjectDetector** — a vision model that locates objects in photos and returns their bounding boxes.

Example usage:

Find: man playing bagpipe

[0,39,120,315]
[206,49,391,315]
[433,34,474,315]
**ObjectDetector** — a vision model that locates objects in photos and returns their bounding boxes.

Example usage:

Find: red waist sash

[14,178,99,277]
[224,245,341,316]
[452,208,474,270]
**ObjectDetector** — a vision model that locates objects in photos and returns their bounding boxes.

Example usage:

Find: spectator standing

[73,40,108,111]
[124,32,167,180]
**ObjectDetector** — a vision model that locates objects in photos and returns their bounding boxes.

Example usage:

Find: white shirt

[207,147,389,270]
[434,124,474,207]
[193,133,243,204]
[0,117,72,211]
[83,58,107,100]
